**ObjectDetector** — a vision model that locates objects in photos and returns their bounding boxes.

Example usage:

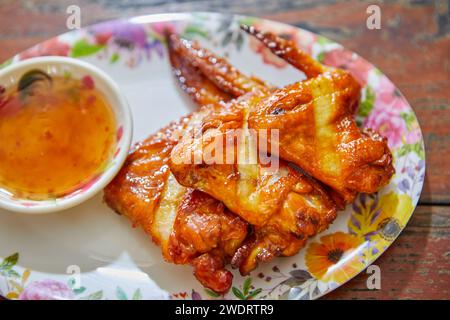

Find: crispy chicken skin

[168,30,393,272]
[103,118,248,294]
[169,92,337,274]
[170,28,394,204]
[167,34,269,97]
[230,168,337,275]
[169,35,336,274]
[104,44,249,293]
[248,70,393,203]
[240,24,326,79]
[243,27,393,202]
[167,33,232,107]
[105,26,394,291]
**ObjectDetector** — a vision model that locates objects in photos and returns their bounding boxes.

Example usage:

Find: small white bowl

[0,57,132,214]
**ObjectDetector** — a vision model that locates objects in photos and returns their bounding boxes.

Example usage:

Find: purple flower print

[191,289,202,300]
[398,179,410,193]
[405,128,422,144]
[19,279,74,300]
[90,21,148,49]
[89,21,164,67]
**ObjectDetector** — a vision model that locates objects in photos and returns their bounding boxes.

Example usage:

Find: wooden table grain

[0,0,448,300]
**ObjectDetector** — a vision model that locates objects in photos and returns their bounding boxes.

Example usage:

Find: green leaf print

[0,253,19,272]
[204,288,221,298]
[316,52,325,63]
[183,24,209,39]
[132,288,142,300]
[71,39,105,58]
[243,277,252,296]
[359,86,375,118]
[400,112,416,130]
[116,286,128,300]
[397,142,425,159]
[0,58,13,70]
[237,17,256,27]
[317,36,332,45]
[109,52,120,64]
[232,278,262,300]
[232,287,246,300]
[80,290,103,300]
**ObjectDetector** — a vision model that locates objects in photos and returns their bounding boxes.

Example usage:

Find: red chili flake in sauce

[81,75,95,90]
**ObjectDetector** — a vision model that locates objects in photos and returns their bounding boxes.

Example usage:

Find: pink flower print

[151,22,177,36]
[20,279,74,300]
[405,128,422,145]
[19,38,70,60]
[323,48,371,86]
[375,76,409,112]
[364,105,406,149]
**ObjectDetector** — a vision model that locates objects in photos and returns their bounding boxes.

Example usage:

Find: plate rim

[0,11,426,300]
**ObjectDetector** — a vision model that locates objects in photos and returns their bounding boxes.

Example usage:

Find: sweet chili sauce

[0,70,116,200]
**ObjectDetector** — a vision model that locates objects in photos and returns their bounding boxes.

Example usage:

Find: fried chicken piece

[167,33,232,107]
[169,95,337,274]
[170,188,248,293]
[167,31,394,272]
[167,34,269,97]
[167,34,338,274]
[104,118,248,294]
[240,25,360,113]
[170,28,394,204]
[240,24,326,79]
[230,169,337,274]
[104,45,249,293]
[241,26,394,202]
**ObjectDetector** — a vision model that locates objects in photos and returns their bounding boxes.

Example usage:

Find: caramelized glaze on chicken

[104,44,249,293]
[169,27,394,204]
[170,95,337,274]
[104,26,394,293]
[104,117,248,294]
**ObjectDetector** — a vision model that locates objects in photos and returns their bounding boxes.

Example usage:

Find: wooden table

[1,0,448,300]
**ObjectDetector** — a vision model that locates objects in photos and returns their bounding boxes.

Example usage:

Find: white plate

[0,12,425,300]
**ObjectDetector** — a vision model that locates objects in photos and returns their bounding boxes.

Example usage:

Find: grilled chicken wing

[167,33,232,107]
[167,34,270,97]
[169,28,394,204]
[168,30,394,272]
[242,26,393,202]
[168,35,336,274]
[240,24,326,79]
[104,45,248,293]
[105,25,394,290]
[104,116,248,293]
[168,34,337,275]
[169,92,337,274]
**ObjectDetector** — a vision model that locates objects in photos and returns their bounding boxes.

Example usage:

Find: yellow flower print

[348,192,413,261]
[348,192,413,241]
[377,192,413,238]
[305,232,365,284]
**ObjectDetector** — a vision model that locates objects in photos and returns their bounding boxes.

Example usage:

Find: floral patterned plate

[0,12,425,300]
